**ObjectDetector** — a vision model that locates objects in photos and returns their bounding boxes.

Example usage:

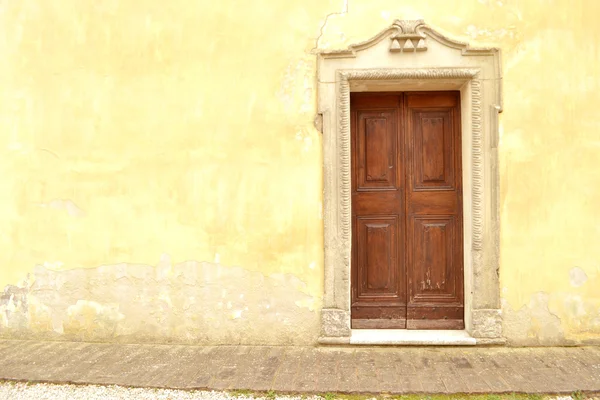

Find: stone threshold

[319,329,507,346]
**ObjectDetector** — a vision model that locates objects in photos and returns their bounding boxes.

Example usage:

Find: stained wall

[1,0,599,345]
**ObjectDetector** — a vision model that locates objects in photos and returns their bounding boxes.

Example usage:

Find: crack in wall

[311,0,349,53]
[502,293,565,345]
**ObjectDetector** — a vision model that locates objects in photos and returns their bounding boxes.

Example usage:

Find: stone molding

[317,20,503,343]
[336,68,485,252]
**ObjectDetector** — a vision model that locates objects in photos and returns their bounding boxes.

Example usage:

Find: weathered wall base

[0,258,319,345]
[502,291,600,347]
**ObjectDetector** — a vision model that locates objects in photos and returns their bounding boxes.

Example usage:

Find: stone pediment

[320,19,498,58]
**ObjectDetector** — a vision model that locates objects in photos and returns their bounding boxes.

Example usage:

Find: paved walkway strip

[0,340,599,395]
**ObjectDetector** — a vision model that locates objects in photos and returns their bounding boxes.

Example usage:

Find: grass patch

[320,395,554,400]
[229,389,255,397]
[228,390,585,400]
[391,395,546,400]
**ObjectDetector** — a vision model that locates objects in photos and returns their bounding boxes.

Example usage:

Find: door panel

[412,111,455,190]
[356,216,400,297]
[409,215,458,301]
[351,91,463,330]
[351,94,406,329]
[357,110,398,190]
[405,92,463,329]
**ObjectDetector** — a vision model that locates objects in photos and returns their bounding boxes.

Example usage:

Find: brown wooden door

[351,91,464,330]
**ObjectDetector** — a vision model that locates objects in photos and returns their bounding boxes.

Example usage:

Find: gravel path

[0,382,587,400]
[0,382,318,400]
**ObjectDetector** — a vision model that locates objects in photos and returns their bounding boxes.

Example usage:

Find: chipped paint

[502,293,565,346]
[312,0,350,52]
[503,289,600,346]
[569,267,588,288]
[0,259,319,344]
[36,199,85,218]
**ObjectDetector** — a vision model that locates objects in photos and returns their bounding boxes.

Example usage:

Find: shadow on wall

[0,257,319,345]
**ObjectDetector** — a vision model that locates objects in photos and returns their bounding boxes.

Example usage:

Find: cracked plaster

[312,0,349,52]
[0,257,320,345]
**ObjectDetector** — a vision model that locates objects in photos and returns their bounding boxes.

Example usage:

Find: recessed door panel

[410,111,455,190]
[356,216,399,298]
[356,110,398,190]
[409,215,459,301]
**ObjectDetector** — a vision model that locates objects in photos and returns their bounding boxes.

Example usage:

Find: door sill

[349,329,476,345]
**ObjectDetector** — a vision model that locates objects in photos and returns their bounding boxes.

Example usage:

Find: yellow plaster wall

[1,0,600,344]
[0,0,328,296]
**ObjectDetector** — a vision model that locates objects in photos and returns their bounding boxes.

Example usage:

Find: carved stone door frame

[317,20,504,344]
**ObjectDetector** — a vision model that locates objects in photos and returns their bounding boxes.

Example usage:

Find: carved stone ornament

[389,19,427,52]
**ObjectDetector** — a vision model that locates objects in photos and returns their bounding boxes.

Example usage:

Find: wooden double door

[351,91,464,330]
